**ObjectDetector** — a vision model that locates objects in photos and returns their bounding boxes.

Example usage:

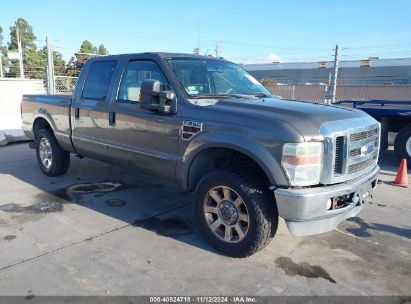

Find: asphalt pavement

[0,143,410,296]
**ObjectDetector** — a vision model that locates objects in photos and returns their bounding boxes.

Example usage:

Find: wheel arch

[32,114,54,139]
[178,134,288,192]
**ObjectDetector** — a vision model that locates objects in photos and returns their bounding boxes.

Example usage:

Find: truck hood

[209,97,367,140]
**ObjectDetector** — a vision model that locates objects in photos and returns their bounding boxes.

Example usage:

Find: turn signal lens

[282,142,323,186]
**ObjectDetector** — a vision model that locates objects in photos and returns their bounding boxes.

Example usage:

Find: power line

[220,40,331,51]
[344,43,411,50]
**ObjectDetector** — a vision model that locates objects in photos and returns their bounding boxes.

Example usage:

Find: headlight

[282,142,323,186]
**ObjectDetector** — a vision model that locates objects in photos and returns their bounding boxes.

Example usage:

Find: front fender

[176,132,289,190]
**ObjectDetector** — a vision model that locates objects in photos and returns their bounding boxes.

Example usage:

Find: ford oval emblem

[361,143,374,156]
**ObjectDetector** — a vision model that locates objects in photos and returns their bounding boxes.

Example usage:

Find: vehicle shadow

[346,217,411,240]
[0,143,220,256]
[344,150,411,240]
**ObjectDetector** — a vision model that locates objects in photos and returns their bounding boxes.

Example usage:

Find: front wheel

[36,129,70,177]
[195,170,278,257]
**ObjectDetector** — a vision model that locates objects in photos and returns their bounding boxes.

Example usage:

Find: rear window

[82,61,117,100]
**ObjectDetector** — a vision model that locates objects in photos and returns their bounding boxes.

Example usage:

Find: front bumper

[274,166,379,236]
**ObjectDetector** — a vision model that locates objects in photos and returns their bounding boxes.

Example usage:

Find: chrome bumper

[274,166,379,236]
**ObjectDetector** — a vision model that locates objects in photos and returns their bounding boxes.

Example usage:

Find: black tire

[195,170,278,258]
[35,129,70,177]
[394,124,411,164]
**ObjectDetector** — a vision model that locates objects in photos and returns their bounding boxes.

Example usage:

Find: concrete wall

[0,79,46,130]
[0,79,46,145]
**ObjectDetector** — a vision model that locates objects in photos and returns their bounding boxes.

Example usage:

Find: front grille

[348,156,377,174]
[350,128,378,142]
[350,140,379,157]
[350,148,361,157]
[320,117,380,184]
[334,136,344,174]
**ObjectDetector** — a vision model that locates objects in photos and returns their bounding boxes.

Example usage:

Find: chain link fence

[54,76,77,95]
[265,84,411,103]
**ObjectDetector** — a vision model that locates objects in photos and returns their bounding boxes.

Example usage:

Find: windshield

[168,58,272,98]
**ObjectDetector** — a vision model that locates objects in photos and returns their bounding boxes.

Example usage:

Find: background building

[245,57,411,86]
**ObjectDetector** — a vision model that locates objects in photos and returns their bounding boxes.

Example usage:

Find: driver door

[107,60,180,180]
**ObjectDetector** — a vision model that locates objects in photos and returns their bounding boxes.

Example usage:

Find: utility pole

[16,21,25,79]
[330,44,340,104]
[215,41,221,58]
[324,72,332,104]
[46,36,55,94]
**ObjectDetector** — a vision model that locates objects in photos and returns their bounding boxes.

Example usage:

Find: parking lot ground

[0,143,410,296]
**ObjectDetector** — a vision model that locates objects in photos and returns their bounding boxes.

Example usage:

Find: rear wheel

[195,170,278,257]
[36,129,70,176]
[394,124,411,164]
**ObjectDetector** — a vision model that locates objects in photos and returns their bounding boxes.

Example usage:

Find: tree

[76,40,96,68]
[79,40,95,55]
[97,44,108,55]
[0,26,6,76]
[8,18,36,51]
[66,40,109,76]
[7,18,39,78]
[37,46,66,75]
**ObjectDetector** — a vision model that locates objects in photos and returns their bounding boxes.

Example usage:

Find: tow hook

[352,193,360,205]
[361,191,371,204]
[352,191,371,205]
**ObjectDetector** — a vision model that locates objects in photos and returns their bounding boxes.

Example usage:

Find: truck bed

[21,94,73,151]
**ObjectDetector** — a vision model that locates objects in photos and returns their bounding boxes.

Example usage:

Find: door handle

[109,112,116,126]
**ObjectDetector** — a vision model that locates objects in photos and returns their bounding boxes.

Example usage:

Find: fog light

[326,199,332,210]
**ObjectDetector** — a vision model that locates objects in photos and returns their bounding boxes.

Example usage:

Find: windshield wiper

[192,94,236,99]
[252,93,270,98]
[192,93,257,99]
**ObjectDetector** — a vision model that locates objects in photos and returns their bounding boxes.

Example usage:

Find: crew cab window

[118,60,170,103]
[82,61,117,100]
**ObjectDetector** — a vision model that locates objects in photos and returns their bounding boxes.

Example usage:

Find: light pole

[330,44,340,103]
[16,21,25,79]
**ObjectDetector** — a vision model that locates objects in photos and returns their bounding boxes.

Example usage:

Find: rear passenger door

[71,60,118,162]
[107,60,180,180]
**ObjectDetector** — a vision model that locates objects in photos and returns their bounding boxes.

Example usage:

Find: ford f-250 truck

[21,53,380,257]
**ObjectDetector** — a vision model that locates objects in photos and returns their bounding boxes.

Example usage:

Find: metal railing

[265,84,411,103]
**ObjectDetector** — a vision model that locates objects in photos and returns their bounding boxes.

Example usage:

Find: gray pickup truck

[22,53,380,257]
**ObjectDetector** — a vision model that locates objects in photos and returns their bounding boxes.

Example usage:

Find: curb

[0,129,30,146]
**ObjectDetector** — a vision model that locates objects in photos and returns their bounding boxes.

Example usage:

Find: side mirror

[140,79,176,114]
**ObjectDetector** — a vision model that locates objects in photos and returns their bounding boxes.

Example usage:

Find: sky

[1,0,411,64]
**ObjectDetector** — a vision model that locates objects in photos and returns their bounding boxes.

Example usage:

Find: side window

[118,61,170,103]
[82,61,117,100]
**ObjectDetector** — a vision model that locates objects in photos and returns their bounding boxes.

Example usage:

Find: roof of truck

[90,52,225,61]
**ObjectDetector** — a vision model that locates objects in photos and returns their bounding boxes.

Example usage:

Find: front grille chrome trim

[320,116,380,184]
